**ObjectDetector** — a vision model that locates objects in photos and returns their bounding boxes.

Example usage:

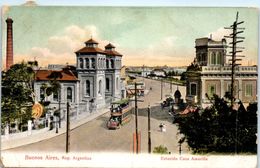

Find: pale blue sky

[1,1,259,67]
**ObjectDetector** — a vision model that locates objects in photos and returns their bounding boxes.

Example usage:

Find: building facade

[35,38,124,115]
[186,37,257,107]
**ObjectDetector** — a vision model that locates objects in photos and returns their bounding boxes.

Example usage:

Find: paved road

[6,77,189,154]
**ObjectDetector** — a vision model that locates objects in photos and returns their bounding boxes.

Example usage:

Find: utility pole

[58,89,61,128]
[178,142,182,155]
[161,79,163,100]
[224,12,245,107]
[134,82,139,154]
[170,81,172,93]
[148,105,151,153]
[224,12,245,155]
[66,102,70,153]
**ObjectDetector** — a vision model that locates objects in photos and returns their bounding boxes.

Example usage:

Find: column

[201,78,206,104]
[220,79,225,98]
[76,81,80,117]
[238,79,243,100]
[5,124,9,139]
[27,120,32,135]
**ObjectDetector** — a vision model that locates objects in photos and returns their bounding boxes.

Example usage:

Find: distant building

[186,37,257,107]
[151,68,166,77]
[141,66,153,77]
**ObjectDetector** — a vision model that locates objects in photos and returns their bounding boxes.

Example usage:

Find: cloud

[207,27,232,41]
[2,5,10,16]
[14,25,114,67]
[120,35,193,66]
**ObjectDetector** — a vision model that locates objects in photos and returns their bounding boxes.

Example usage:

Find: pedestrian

[159,123,163,132]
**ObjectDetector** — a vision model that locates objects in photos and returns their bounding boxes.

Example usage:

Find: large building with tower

[186,37,257,107]
[34,38,124,115]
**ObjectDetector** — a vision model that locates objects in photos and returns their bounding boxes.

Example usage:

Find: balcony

[201,66,257,74]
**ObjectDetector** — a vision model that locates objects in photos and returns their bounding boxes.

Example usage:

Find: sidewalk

[1,107,110,151]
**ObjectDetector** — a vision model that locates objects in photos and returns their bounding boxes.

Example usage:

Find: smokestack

[6,17,13,70]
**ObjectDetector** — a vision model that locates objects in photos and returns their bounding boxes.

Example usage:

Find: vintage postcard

[0,1,258,168]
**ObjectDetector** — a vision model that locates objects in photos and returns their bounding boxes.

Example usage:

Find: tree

[177,95,257,154]
[1,61,37,127]
[39,71,62,116]
[153,145,169,154]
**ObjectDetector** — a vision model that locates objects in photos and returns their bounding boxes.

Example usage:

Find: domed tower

[75,38,106,109]
[104,43,122,101]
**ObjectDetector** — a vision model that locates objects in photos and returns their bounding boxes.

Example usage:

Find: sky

[1,1,259,68]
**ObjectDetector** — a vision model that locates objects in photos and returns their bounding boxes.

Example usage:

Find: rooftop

[35,69,78,81]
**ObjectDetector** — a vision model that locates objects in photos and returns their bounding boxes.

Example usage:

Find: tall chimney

[6,17,13,70]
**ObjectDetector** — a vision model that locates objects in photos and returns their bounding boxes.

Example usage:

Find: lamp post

[66,102,70,153]
[148,105,151,153]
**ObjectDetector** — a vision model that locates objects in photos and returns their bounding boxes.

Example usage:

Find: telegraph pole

[161,79,163,100]
[134,82,139,154]
[148,105,151,153]
[66,102,70,153]
[170,81,172,93]
[224,12,245,155]
[224,12,245,107]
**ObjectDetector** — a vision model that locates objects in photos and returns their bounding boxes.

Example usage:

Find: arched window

[79,58,83,69]
[106,59,109,69]
[85,58,89,69]
[101,58,103,68]
[40,88,45,100]
[211,52,216,65]
[53,90,59,101]
[86,80,90,96]
[67,87,72,102]
[91,58,96,69]
[111,60,114,69]
[106,78,110,91]
[216,52,221,65]
[103,58,106,68]
[98,80,102,95]
[190,83,197,96]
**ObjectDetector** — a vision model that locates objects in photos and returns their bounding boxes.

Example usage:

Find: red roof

[35,70,78,81]
[85,38,98,44]
[75,47,106,54]
[105,50,122,56]
[105,43,115,49]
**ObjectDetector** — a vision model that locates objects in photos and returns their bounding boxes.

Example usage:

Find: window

[245,84,253,97]
[208,84,216,97]
[190,83,197,96]
[40,88,45,100]
[85,58,89,69]
[79,58,83,69]
[91,58,96,69]
[216,52,221,65]
[106,78,110,91]
[106,59,109,69]
[53,90,59,101]
[111,60,114,69]
[98,80,102,95]
[86,80,90,96]
[67,87,72,102]
[211,52,216,65]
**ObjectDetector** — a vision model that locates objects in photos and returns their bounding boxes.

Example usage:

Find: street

[5,78,189,154]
